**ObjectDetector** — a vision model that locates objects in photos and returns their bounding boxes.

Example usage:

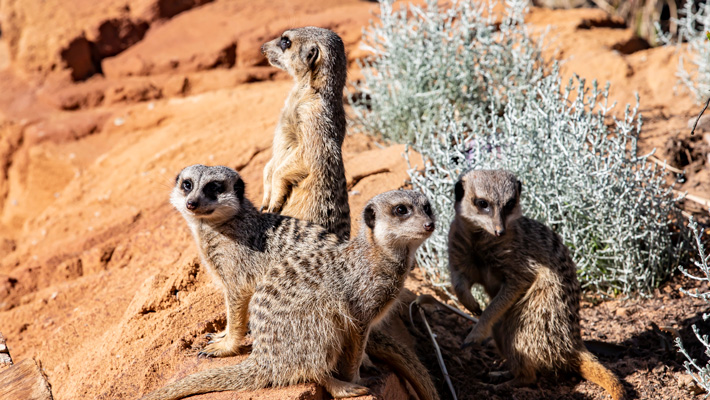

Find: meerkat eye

[393,204,409,216]
[204,181,225,199]
[474,199,489,210]
[423,203,432,216]
[181,180,193,192]
[279,37,291,51]
[504,199,516,212]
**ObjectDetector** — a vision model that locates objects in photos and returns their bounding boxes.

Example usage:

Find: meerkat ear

[364,204,376,229]
[303,44,320,70]
[517,180,522,196]
[454,179,464,203]
[234,178,245,200]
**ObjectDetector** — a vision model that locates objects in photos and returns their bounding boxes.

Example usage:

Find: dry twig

[409,298,458,400]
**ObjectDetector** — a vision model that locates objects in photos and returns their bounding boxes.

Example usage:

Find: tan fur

[261,27,440,400]
[141,165,435,400]
[448,169,624,400]
[260,27,350,240]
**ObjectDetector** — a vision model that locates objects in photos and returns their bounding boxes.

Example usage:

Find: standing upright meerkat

[260,26,350,240]
[261,28,441,400]
[448,169,625,400]
[142,164,436,400]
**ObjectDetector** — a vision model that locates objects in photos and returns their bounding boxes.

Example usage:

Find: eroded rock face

[2,0,213,81]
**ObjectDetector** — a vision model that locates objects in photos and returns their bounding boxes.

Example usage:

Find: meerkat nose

[186,200,199,210]
[424,222,435,232]
[494,227,506,237]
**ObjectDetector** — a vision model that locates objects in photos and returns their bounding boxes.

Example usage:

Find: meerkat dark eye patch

[233,178,245,201]
[393,204,409,217]
[203,181,225,199]
[503,198,516,213]
[474,199,489,210]
[279,37,291,51]
[423,202,433,216]
[181,179,193,192]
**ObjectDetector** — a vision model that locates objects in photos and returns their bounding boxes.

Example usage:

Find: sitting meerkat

[448,169,625,400]
[145,164,435,400]
[260,26,350,240]
[261,28,441,400]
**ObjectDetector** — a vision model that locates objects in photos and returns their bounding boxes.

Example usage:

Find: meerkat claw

[205,332,225,340]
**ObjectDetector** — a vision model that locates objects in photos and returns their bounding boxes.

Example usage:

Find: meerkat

[261,27,441,400]
[260,26,350,240]
[448,169,625,400]
[149,164,436,400]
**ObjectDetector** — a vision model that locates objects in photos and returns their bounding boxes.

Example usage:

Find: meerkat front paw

[260,197,270,212]
[266,198,284,214]
[462,324,490,348]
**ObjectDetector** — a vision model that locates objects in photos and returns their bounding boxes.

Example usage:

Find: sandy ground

[0,1,708,399]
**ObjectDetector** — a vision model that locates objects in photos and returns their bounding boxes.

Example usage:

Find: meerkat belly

[499,263,579,371]
[282,175,322,218]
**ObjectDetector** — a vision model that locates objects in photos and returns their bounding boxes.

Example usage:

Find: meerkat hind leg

[322,376,370,398]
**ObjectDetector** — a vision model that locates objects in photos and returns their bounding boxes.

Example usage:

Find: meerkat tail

[139,358,263,400]
[577,350,625,400]
[367,329,441,400]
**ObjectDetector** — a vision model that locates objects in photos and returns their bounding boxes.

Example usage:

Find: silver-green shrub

[349,0,545,143]
[406,71,683,296]
[658,1,710,103]
[676,217,710,396]
[351,0,684,296]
